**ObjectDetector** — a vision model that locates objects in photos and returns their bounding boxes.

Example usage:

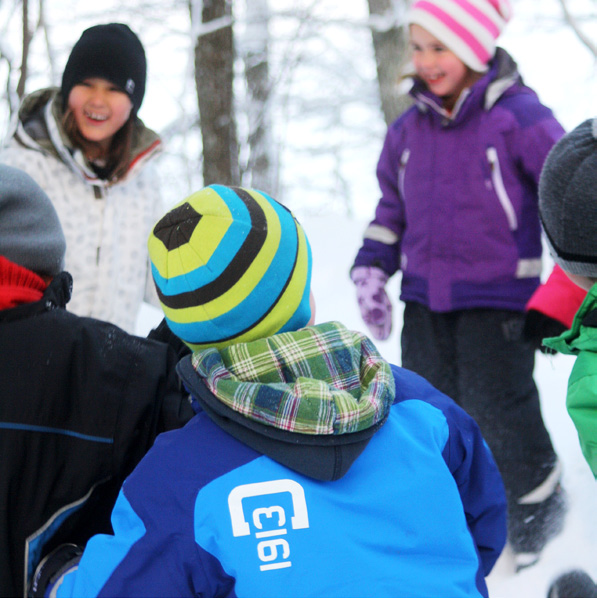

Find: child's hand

[351,266,392,341]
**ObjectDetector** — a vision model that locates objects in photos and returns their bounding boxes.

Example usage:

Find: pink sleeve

[526,264,587,328]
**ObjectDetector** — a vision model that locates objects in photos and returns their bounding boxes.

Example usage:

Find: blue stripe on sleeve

[0,422,112,444]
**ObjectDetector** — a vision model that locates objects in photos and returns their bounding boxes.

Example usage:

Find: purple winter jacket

[353,49,565,313]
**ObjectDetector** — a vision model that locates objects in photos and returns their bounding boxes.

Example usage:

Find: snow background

[3,0,597,594]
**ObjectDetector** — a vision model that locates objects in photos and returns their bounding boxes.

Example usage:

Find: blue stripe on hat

[151,186,253,297]
[167,196,301,342]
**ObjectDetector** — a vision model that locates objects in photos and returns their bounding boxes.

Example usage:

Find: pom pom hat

[408,0,512,72]
[539,118,597,278]
[148,185,313,351]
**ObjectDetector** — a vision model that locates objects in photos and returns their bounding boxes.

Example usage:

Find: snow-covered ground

[138,213,597,598]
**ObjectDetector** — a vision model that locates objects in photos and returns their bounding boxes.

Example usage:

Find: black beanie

[539,118,597,278]
[61,23,146,114]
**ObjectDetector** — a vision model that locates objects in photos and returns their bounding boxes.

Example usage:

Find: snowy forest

[1,0,595,219]
[2,1,597,597]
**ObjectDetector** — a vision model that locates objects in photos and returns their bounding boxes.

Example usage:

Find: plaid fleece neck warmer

[191,321,395,435]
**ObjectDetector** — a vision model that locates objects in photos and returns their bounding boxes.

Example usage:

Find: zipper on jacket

[24,479,107,598]
[398,149,411,199]
[94,185,106,265]
[486,147,518,231]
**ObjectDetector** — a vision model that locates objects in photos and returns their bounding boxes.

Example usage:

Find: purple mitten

[351,266,392,340]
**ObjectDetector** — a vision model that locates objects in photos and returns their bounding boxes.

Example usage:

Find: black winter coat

[0,274,193,597]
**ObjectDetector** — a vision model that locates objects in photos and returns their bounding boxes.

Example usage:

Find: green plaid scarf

[191,321,395,435]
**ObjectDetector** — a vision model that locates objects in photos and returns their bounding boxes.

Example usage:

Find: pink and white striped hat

[408,0,512,72]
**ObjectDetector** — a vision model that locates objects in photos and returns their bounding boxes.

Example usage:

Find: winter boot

[547,570,597,598]
[508,463,567,570]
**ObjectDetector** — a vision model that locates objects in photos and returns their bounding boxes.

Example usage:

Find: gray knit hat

[539,118,597,278]
[0,164,66,276]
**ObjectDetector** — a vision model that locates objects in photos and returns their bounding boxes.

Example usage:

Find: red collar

[0,256,49,309]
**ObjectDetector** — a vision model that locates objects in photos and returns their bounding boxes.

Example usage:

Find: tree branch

[557,0,597,58]
[16,0,32,99]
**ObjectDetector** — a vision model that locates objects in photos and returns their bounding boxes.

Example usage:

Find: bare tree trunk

[367,0,412,126]
[38,0,59,86]
[191,0,239,186]
[16,0,32,99]
[242,0,276,195]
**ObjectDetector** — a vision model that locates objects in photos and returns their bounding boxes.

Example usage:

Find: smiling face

[409,24,482,112]
[67,77,133,155]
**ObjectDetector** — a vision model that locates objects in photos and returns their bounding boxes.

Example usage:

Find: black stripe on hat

[153,202,202,251]
[156,187,268,310]
[189,223,302,346]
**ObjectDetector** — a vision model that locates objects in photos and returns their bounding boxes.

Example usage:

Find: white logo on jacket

[228,479,309,571]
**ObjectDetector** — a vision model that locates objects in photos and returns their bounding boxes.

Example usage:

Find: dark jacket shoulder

[0,274,192,597]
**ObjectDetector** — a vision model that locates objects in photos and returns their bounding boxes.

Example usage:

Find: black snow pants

[400,302,560,550]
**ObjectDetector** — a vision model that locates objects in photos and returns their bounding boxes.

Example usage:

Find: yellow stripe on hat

[148,187,233,281]
[159,188,282,325]
[183,221,311,351]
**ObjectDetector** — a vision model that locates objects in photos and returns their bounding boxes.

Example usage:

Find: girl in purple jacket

[352,0,565,570]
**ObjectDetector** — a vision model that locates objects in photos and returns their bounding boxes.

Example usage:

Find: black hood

[177,355,390,482]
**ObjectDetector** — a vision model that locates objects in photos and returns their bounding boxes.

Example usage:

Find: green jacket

[544,283,597,477]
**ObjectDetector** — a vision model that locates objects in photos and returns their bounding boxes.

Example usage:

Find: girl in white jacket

[0,23,162,332]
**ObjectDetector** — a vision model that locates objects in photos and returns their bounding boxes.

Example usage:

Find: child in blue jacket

[351,0,566,567]
[33,185,507,598]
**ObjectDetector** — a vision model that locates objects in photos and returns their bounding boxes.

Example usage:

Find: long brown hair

[61,109,134,182]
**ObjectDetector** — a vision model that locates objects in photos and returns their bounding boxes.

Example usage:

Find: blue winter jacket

[353,48,565,313]
[50,323,506,598]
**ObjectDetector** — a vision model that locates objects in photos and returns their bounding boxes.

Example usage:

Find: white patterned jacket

[1,87,163,332]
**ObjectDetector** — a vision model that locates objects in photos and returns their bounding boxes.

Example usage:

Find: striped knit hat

[148,185,313,351]
[408,0,512,72]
